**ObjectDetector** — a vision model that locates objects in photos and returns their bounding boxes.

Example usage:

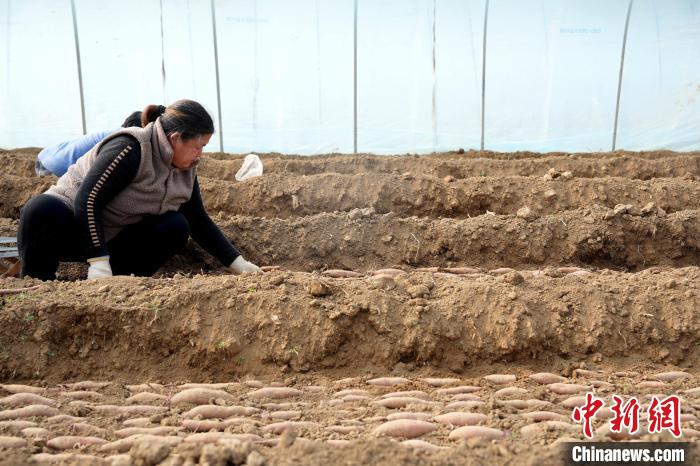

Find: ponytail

[141,104,167,127]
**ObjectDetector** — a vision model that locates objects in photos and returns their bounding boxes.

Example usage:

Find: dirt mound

[5,172,700,221]
[4,148,700,181]
[1,267,697,382]
[199,174,700,218]
[214,207,699,272]
[199,151,700,180]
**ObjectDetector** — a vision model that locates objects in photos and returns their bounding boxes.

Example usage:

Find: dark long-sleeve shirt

[73,135,240,264]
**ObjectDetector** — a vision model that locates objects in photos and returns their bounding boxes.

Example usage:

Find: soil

[0,148,698,465]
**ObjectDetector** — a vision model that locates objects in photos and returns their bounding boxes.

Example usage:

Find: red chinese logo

[648,395,682,438]
[571,392,604,438]
[610,395,641,434]
[572,393,683,439]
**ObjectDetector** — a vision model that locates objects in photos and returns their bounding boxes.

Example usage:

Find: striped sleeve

[73,135,141,258]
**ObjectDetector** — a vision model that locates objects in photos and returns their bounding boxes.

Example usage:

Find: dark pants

[18,194,190,280]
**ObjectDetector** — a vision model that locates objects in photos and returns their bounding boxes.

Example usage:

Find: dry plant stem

[0,285,41,295]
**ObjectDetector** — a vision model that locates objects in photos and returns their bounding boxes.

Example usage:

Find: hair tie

[158,105,166,115]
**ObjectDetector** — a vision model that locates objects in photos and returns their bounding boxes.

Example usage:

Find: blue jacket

[37,129,115,176]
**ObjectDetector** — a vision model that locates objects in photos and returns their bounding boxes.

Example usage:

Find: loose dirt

[0,148,698,465]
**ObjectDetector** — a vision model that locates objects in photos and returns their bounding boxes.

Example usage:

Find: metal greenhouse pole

[480,0,489,151]
[159,0,167,103]
[353,0,358,154]
[612,0,634,151]
[70,0,86,135]
[210,0,224,152]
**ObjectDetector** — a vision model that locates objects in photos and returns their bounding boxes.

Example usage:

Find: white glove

[87,256,113,280]
[229,256,262,274]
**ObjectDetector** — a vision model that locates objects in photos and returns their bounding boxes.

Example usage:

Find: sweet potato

[0,393,56,407]
[0,404,58,420]
[448,426,505,441]
[114,426,180,438]
[244,380,264,388]
[46,415,85,424]
[181,418,245,432]
[122,418,153,428]
[573,369,604,378]
[333,389,369,398]
[0,420,37,430]
[125,383,165,393]
[434,412,487,427]
[0,435,27,448]
[373,420,436,439]
[444,400,484,410]
[386,412,433,422]
[125,392,167,404]
[322,269,363,278]
[21,427,50,439]
[547,383,590,395]
[367,377,408,387]
[0,384,45,395]
[452,393,481,401]
[494,387,528,398]
[269,410,301,420]
[262,421,319,434]
[529,373,566,385]
[401,439,444,451]
[371,397,435,409]
[47,435,107,450]
[59,391,103,401]
[182,404,259,419]
[65,381,110,391]
[171,388,235,405]
[178,382,237,390]
[500,400,528,410]
[419,378,460,387]
[434,385,480,395]
[653,371,690,382]
[381,391,429,400]
[636,381,666,389]
[69,423,108,437]
[248,387,302,399]
[100,434,182,453]
[483,374,516,385]
[340,395,371,402]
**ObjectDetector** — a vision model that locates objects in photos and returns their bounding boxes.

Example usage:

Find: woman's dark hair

[121,111,143,128]
[141,100,214,140]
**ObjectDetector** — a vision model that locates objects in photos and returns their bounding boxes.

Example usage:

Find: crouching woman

[18,99,260,280]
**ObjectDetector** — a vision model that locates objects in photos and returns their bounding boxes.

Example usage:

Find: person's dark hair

[121,111,142,128]
[142,100,214,140]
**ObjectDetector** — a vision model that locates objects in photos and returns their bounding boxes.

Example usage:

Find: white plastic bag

[235,154,263,181]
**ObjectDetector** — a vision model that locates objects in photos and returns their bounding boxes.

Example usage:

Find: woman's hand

[87,256,113,279]
[229,256,262,274]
